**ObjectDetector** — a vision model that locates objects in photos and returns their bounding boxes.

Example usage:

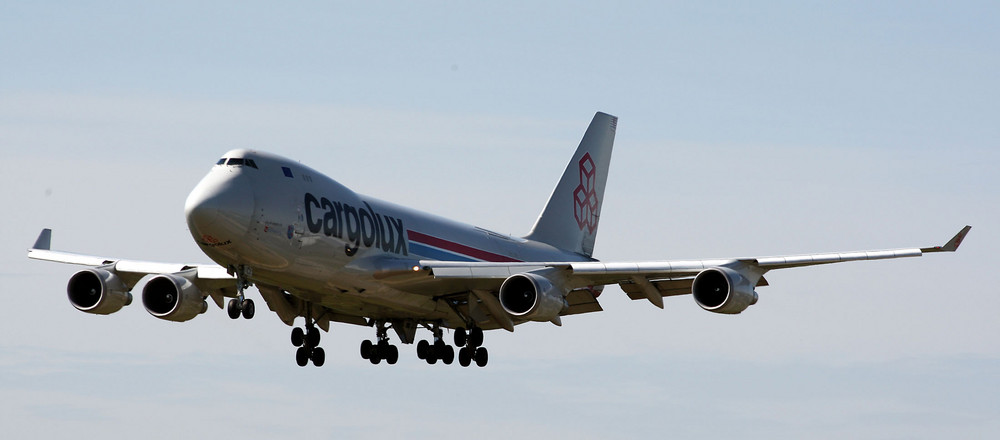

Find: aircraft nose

[185,170,254,245]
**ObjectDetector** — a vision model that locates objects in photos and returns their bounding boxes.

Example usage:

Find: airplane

[27,112,971,368]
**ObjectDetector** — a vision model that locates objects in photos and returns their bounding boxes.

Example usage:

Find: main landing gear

[290,309,325,367]
[454,326,488,368]
[414,325,488,367]
[359,320,399,365]
[354,322,489,367]
[415,324,454,365]
[227,265,255,320]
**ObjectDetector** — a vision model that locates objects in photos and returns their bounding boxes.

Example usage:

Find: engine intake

[692,267,758,314]
[67,268,133,315]
[142,274,207,322]
[498,272,568,322]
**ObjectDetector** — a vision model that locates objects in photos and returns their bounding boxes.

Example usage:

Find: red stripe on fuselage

[406,230,521,263]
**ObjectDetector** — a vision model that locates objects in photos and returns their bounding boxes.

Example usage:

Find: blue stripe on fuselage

[407,242,478,262]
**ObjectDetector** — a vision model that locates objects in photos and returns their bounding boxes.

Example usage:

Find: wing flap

[621,278,693,301]
[564,288,603,315]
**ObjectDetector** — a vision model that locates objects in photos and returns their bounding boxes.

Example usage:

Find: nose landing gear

[226,265,255,320]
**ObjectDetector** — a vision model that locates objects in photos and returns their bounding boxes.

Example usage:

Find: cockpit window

[218,157,258,169]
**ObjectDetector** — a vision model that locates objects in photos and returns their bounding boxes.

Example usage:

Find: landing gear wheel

[428,340,448,365]
[474,346,488,367]
[386,345,399,365]
[240,298,255,319]
[311,347,325,367]
[455,327,467,347]
[295,346,310,367]
[416,340,429,360]
[227,299,241,319]
[360,340,373,359]
[458,347,472,367]
[306,327,321,348]
[369,350,382,365]
[469,327,484,348]
[291,327,304,347]
[442,345,455,365]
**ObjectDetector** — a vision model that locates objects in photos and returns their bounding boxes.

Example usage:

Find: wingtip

[31,228,52,251]
[922,225,971,253]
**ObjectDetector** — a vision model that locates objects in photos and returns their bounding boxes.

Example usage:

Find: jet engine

[67,268,133,315]
[141,274,208,322]
[498,272,568,322]
[691,267,759,314]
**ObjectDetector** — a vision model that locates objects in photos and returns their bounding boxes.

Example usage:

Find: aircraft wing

[412,226,971,314]
[27,229,237,306]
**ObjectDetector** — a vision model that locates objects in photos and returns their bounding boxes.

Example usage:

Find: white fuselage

[184,149,588,322]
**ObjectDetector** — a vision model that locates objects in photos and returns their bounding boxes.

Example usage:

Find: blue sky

[1,2,997,438]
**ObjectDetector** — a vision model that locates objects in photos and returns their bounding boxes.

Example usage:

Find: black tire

[306,327,320,348]
[458,347,472,367]
[360,339,372,359]
[387,345,399,365]
[474,346,488,367]
[227,299,241,319]
[416,340,429,360]
[442,345,455,365]
[241,298,255,319]
[427,342,439,364]
[291,327,304,347]
[469,327,484,348]
[311,347,325,367]
[454,327,467,347]
[295,346,310,367]
[369,351,381,365]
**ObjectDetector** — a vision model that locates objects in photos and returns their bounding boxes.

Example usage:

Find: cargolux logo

[573,153,599,233]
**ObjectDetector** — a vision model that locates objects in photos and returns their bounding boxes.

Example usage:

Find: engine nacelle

[67,268,133,315]
[498,272,568,322]
[142,274,208,322]
[692,267,759,314]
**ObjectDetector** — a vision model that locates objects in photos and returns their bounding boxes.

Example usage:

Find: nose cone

[185,170,254,247]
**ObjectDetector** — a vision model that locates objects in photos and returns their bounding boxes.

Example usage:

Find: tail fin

[525,112,617,257]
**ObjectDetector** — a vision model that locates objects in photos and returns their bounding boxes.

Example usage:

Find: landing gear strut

[227,265,255,320]
[360,320,399,365]
[290,306,324,367]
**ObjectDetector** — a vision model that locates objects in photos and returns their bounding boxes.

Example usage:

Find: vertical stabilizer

[525,112,617,257]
